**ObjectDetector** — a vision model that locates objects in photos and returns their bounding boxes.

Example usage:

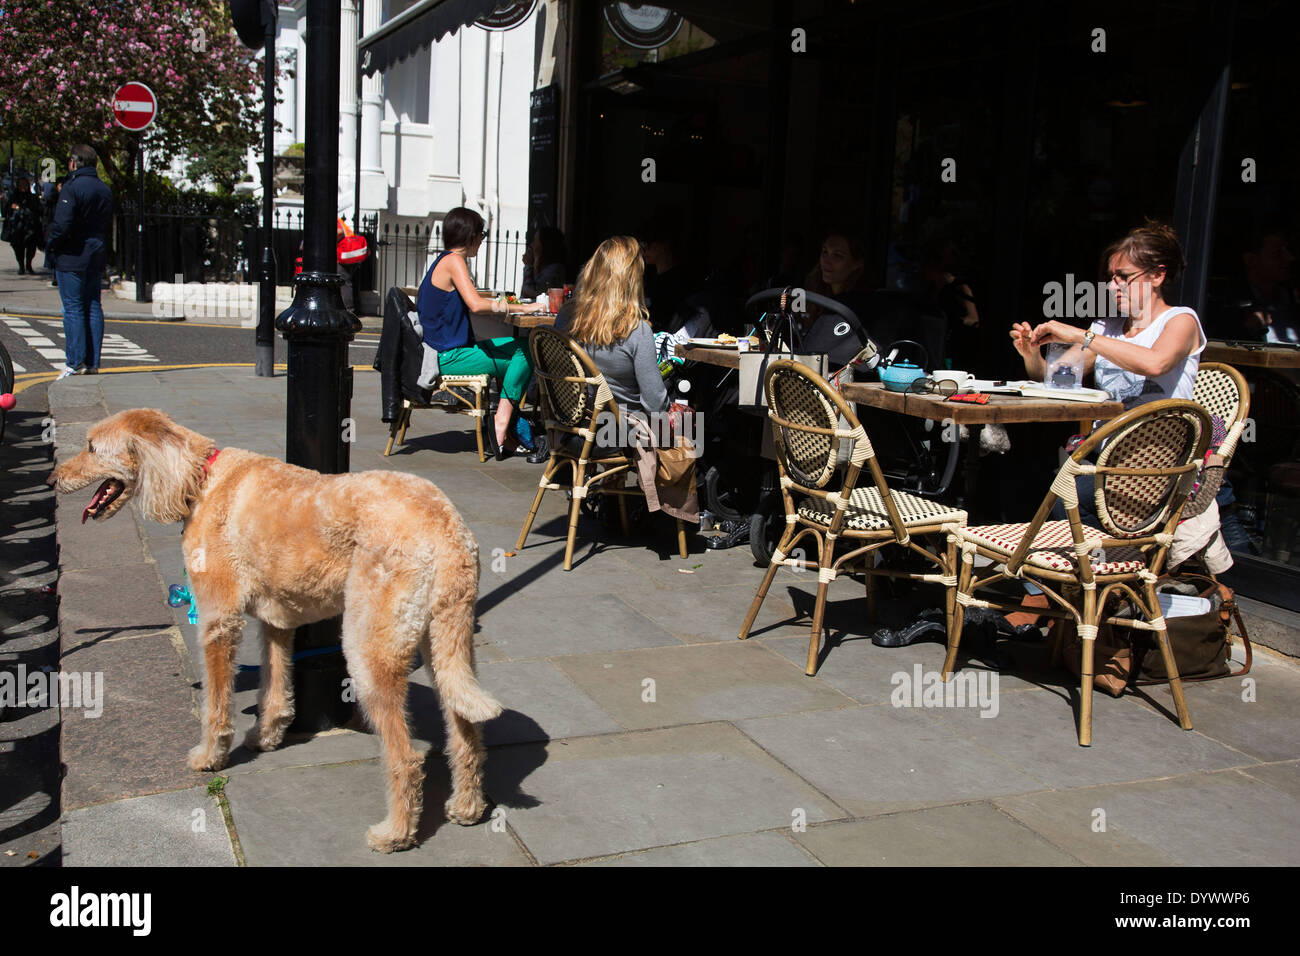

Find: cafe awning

[358,0,517,76]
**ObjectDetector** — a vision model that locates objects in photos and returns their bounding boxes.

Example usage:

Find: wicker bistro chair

[738,360,968,675]
[384,377,492,461]
[945,399,1213,746]
[1182,363,1251,527]
[516,326,689,571]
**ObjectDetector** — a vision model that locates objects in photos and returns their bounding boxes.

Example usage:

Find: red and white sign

[111,82,157,132]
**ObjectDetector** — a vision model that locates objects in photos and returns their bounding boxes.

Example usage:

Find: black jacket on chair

[375,287,433,422]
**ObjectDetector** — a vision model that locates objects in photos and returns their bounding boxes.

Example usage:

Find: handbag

[1063,622,1133,698]
[1134,574,1251,684]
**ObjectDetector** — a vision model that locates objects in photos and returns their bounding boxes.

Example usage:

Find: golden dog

[48,408,501,852]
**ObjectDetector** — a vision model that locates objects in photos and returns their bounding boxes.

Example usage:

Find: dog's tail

[428,553,502,724]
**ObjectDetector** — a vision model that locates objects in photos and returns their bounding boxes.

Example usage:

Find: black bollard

[273,0,359,731]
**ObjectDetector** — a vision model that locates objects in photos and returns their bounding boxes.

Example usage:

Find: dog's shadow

[229,677,546,833]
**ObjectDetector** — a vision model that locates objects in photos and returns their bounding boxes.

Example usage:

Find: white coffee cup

[933,370,974,390]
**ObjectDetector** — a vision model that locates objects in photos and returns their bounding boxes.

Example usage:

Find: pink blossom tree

[0,1,261,191]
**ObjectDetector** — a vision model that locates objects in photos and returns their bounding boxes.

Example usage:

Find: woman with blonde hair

[566,236,696,522]
[567,236,671,418]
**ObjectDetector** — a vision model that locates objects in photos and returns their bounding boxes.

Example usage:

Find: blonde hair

[568,236,648,347]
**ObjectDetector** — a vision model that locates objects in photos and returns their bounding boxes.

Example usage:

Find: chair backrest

[762,359,908,539]
[1010,400,1211,579]
[1091,400,1211,539]
[528,325,619,440]
[1192,362,1250,460]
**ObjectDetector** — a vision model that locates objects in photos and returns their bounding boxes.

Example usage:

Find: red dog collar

[203,449,222,474]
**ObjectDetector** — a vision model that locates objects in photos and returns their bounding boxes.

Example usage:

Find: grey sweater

[581,320,670,418]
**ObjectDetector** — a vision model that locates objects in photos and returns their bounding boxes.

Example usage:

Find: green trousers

[437,336,534,403]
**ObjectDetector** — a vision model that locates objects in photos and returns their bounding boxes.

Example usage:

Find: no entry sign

[111,82,157,132]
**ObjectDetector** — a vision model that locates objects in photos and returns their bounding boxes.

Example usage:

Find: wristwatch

[1081,329,1096,350]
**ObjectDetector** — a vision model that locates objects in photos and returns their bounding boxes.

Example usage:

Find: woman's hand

[1030,320,1086,347]
[1009,322,1038,360]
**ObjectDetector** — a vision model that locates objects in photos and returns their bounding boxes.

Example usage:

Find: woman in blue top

[419,206,545,458]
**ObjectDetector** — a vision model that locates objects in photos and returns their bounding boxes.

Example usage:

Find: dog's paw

[242,724,285,753]
[187,744,229,772]
[444,794,488,826]
[366,823,416,853]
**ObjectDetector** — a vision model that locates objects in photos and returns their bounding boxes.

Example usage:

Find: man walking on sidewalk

[46,144,114,379]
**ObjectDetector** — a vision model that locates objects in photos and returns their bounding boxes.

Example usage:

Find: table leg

[962,424,983,514]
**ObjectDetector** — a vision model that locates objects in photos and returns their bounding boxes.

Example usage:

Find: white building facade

[264,0,542,289]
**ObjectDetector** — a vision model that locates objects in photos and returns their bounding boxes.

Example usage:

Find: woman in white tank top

[1010,222,1205,410]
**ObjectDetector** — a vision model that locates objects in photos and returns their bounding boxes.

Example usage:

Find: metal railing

[361,215,526,295]
[114,200,257,286]
[112,204,526,299]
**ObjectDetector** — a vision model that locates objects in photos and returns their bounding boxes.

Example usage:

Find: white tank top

[1090,306,1206,410]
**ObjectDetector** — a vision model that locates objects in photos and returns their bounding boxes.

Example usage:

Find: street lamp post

[230,0,357,730]
[275,0,359,731]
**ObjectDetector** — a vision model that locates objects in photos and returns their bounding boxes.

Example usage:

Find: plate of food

[687,334,760,349]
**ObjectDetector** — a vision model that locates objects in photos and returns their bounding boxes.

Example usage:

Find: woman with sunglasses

[419,206,546,459]
[1010,221,1205,409]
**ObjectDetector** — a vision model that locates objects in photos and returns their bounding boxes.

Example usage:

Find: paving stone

[617,582,799,645]
[924,682,1255,789]
[737,705,1043,816]
[552,641,852,730]
[485,722,847,864]
[57,564,174,651]
[224,759,532,866]
[1133,656,1300,763]
[60,633,204,810]
[1236,760,1300,800]
[467,659,624,746]
[582,830,819,867]
[53,497,148,570]
[759,631,1050,704]
[478,592,682,659]
[794,803,1081,866]
[998,769,1300,867]
[992,791,1179,867]
[62,787,235,866]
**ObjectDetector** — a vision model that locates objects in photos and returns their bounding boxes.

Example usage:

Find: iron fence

[114,201,256,286]
[361,215,526,296]
[112,203,527,301]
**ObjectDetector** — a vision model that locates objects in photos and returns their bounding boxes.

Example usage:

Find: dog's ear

[126,410,206,524]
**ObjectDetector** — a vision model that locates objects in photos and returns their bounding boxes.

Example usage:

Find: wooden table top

[500,311,556,329]
[841,381,1126,425]
[674,343,742,369]
[1203,341,1300,369]
[397,287,556,330]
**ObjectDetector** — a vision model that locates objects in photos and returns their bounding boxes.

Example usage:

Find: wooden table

[1203,340,1300,369]
[501,311,557,329]
[674,343,742,369]
[841,381,1126,511]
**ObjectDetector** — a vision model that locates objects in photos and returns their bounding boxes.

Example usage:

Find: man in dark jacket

[46,144,113,378]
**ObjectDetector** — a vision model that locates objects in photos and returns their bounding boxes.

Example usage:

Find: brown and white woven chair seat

[960,520,1147,574]
[797,487,966,532]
